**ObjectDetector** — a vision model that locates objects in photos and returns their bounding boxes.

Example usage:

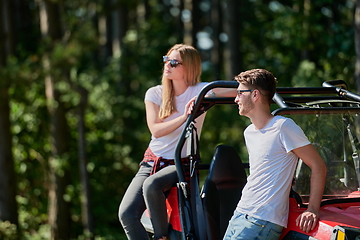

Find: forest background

[0,0,359,239]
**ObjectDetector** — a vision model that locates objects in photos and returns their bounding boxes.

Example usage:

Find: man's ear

[253,89,260,101]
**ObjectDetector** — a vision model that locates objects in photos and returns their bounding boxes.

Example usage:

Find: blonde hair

[159,44,202,120]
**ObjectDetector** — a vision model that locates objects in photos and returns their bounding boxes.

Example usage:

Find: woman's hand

[183,96,196,118]
[145,97,197,139]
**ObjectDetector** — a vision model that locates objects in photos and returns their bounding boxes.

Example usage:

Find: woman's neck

[172,80,188,96]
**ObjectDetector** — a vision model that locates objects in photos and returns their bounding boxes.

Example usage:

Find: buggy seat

[201,145,247,240]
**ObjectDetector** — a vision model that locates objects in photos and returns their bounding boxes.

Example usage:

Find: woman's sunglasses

[163,56,182,68]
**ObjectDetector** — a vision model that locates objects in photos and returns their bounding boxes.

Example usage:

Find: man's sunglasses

[237,89,266,97]
[237,89,254,97]
[163,56,182,68]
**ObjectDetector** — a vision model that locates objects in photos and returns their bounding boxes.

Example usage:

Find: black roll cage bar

[171,79,360,239]
[174,79,360,193]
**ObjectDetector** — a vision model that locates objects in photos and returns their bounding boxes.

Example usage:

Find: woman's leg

[119,165,151,240]
[143,165,178,240]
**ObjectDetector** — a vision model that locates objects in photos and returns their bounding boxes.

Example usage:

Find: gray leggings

[118,164,178,240]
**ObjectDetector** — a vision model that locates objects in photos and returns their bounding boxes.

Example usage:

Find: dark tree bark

[300,0,311,61]
[174,0,184,42]
[0,83,18,226]
[191,0,201,48]
[98,0,129,63]
[73,85,93,238]
[45,83,71,240]
[0,0,19,226]
[143,0,150,21]
[223,0,242,79]
[1,0,15,55]
[109,0,127,56]
[355,0,360,94]
[183,0,193,45]
[210,0,224,79]
[38,0,71,239]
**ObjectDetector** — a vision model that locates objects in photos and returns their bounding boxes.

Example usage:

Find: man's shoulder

[274,115,297,126]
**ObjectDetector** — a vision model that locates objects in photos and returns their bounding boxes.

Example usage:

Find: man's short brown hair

[234,69,277,104]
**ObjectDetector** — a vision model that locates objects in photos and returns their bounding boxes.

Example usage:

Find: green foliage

[0,221,18,240]
[1,0,357,239]
[290,113,359,195]
[240,0,355,88]
[200,104,250,163]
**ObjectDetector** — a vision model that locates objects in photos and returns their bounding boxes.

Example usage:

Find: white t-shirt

[236,115,310,228]
[144,82,209,159]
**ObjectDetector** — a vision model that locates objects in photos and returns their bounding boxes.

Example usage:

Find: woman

[118,44,211,240]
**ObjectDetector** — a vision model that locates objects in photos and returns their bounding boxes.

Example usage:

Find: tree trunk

[183,0,193,45]
[173,0,184,42]
[0,0,18,226]
[223,0,242,79]
[98,0,129,62]
[301,0,311,60]
[210,0,224,79]
[77,86,94,238]
[45,77,71,240]
[110,0,121,57]
[1,0,15,56]
[0,83,18,226]
[39,0,71,239]
[355,0,360,94]
[191,0,201,48]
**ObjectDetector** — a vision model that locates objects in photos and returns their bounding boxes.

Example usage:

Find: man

[223,69,326,240]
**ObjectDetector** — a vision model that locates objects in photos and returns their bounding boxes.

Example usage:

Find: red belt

[141,147,191,176]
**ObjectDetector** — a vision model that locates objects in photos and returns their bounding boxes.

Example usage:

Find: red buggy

[142,80,360,240]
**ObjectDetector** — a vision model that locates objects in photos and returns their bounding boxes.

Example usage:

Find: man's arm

[292,144,327,233]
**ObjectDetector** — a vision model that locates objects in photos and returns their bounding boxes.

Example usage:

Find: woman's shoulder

[188,82,209,92]
[196,81,210,87]
[145,85,162,103]
[147,85,162,92]
[146,85,162,95]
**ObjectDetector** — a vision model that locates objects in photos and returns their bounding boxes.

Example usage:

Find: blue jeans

[223,211,283,240]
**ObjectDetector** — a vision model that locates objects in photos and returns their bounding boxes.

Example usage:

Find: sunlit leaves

[3,0,358,239]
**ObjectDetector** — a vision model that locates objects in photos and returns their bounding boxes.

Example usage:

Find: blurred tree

[69,81,93,237]
[223,0,242,79]
[38,0,71,239]
[0,0,19,227]
[356,0,360,93]
[210,0,224,80]
[0,0,358,239]
[183,0,193,44]
[104,0,129,58]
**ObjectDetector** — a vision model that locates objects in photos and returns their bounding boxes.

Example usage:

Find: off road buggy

[141,79,360,240]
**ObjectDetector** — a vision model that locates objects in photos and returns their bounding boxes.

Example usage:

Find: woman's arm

[145,97,196,138]
[209,88,237,98]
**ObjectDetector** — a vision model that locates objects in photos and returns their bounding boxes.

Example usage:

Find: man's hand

[293,145,326,233]
[296,210,319,233]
